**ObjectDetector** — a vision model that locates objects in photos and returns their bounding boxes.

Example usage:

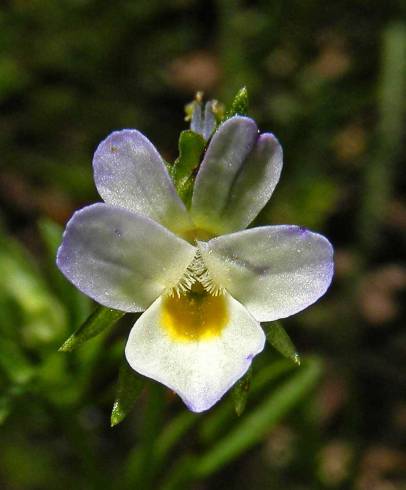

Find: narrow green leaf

[161,454,197,490]
[170,130,206,205]
[200,359,295,444]
[111,357,145,427]
[263,320,301,365]
[121,384,165,488]
[155,412,199,465]
[358,23,406,253]
[232,367,252,416]
[194,357,322,478]
[0,229,67,343]
[223,86,249,121]
[59,305,125,352]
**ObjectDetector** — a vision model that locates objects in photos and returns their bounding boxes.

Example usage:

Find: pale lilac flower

[57,116,334,412]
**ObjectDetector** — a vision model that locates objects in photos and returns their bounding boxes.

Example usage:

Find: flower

[57,116,334,412]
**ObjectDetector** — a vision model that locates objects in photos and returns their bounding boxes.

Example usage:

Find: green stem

[123,383,165,490]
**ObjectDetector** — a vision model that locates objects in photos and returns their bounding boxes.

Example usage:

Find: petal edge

[93,129,192,235]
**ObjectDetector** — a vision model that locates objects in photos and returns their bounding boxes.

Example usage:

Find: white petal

[191,116,283,234]
[125,292,265,412]
[199,225,334,322]
[93,130,192,235]
[57,203,196,312]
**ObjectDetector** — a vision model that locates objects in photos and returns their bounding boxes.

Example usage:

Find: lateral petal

[199,225,334,322]
[57,203,196,312]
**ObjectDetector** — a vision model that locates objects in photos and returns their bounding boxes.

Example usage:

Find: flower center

[182,228,215,243]
[167,249,224,297]
[160,283,228,342]
[161,251,228,342]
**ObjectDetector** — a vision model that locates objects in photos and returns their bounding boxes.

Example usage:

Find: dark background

[0,1,405,489]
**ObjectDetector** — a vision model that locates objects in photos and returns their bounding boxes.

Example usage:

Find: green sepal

[177,176,195,208]
[263,321,301,365]
[172,130,206,183]
[223,86,249,121]
[170,130,206,206]
[111,357,145,427]
[59,305,125,352]
[232,367,252,416]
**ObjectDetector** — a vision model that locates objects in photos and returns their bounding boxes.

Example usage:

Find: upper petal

[56,203,196,312]
[199,225,334,322]
[93,130,192,235]
[125,292,265,412]
[191,116,283,235]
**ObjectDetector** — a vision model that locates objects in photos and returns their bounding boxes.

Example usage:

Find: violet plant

[56,89,334,417]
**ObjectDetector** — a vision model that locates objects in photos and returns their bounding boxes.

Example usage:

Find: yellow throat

[161,284,228,342]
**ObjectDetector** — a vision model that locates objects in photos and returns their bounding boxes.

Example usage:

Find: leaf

[231,367,252,416]
[0,229,67,345]
[160,454,197,490]
[358,23,406,253]
[194,357,322,478]
[200,358,295,444]
[111,357,145,427]
[59,305,125,352]
[223,86,249,121]
[263,320,301,365]
[170,130,206,205]
[155,412,199,465]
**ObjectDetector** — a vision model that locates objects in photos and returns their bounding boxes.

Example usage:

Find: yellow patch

[161,287,229,342]
[182,228,215,243]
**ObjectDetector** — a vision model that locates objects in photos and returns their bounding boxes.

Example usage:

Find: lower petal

[125,292,265,412]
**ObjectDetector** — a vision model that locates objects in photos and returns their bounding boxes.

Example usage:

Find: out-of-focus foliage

[0,1,405,489]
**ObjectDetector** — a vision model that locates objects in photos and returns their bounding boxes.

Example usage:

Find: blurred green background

[0,1,405,489]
